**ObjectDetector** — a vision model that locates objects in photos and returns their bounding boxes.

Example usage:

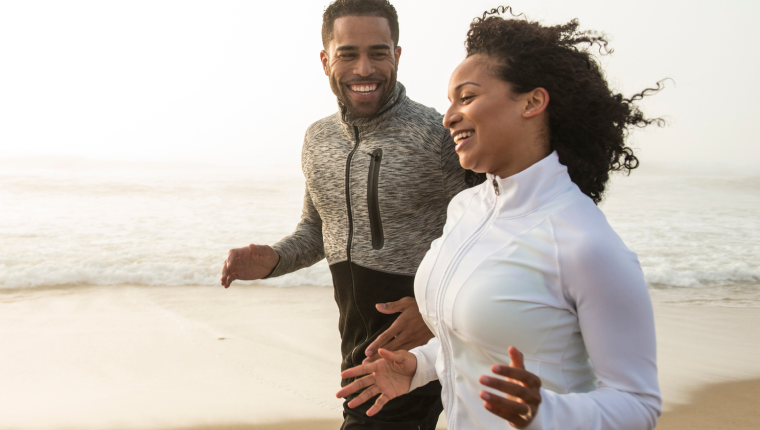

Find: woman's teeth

[454,131,474,144]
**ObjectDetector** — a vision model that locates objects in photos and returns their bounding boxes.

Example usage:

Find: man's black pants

[341,383,443,430]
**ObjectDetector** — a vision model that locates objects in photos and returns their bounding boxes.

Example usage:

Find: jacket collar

[339,81,407,133]
[486,151,574,218]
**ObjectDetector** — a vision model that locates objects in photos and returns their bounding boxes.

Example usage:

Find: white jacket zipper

[433,181,500,428]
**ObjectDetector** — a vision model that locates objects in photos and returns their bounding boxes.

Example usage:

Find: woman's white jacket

[409,152,661,430]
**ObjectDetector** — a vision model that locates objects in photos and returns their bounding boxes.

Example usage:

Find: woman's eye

[460,95,474,103]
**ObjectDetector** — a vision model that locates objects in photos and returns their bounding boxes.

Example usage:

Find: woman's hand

[336,348,417,416]
[479,346,542,428]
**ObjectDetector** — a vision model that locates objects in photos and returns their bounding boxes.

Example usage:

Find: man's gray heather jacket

[269,83,473,392]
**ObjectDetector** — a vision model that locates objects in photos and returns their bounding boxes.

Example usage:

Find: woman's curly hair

[466,7,667,203]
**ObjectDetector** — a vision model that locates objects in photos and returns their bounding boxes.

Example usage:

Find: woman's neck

[490,141,551,179]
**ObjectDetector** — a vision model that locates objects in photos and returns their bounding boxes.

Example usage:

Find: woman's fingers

[336,373,375,398]
[479,376,541,405]
[347,384,381,408]
[480,390,531,415]
[482,398,531,428]
[376,348,401,362]
[508,346,525,369]
[340,362,375,379]
[480,350,541,428]
[366,393,391,416]
[490,364,542,390]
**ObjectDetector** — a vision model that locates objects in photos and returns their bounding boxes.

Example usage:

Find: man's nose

[354,54,375,77]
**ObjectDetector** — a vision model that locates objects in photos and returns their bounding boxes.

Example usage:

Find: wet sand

[0,285,758,429]
[656,379,760,429]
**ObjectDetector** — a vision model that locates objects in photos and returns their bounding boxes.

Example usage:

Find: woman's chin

[457,155,474,171]
[457,155,484,174]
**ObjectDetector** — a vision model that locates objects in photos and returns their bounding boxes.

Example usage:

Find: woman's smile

[452,129,475,152]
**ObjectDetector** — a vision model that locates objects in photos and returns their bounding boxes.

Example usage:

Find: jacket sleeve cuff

[408,338,440,393]
[522,388,548,430]
[262,248,283,279]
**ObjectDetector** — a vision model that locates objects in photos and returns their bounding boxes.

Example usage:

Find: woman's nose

[443,105,462,130]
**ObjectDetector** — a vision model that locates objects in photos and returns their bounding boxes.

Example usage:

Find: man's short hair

[322,0,400,50]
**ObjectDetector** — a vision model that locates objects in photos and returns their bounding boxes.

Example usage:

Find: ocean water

[1,159,758,306]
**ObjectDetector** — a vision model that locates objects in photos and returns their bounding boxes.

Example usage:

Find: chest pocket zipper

[367,148,384,250]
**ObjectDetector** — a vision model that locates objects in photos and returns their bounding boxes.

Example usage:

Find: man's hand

[337,348,417,417]
[220,244,280,288]
[363,297,433,363]
[479,346,542,428]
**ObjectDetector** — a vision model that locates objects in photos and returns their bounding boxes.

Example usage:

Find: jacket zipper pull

[492,178,500,196]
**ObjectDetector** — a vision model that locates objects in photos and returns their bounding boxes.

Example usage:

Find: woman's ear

[523,88,550,118]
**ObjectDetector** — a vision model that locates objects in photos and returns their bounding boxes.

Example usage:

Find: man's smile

[349,83,379,94]
[346,82,382,101]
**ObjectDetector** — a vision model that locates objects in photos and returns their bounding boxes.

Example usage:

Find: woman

[337,7,665,430]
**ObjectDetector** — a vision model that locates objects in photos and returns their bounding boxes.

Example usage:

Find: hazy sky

[1,0,758,170]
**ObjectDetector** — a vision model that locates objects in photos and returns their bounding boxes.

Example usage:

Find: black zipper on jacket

[367,148,384,250]
[346,125,369,365]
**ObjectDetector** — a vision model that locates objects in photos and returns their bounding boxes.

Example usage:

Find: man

[221,1,480,428]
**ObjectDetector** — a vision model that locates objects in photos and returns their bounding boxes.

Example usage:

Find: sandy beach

[1,285,759,430]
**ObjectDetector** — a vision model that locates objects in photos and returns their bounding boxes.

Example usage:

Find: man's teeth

[351,84,378,94]
[454,131,474,144]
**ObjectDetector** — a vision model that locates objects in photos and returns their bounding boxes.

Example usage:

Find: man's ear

[523,87,550,118]
[320,50,329,76]
[394,46,402,69]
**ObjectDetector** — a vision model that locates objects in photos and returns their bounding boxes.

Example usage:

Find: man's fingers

[377,322,431,353]
[222,249,239,286]
[367,297,424,357]
[365,348,403,365]
[375,297,414,314]
[365,322,402,358]
[225,273,237,289]
[479,376,541,404]
[221,261,229,286]
[362,332,420,363]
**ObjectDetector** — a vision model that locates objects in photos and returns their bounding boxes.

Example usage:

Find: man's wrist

[262,250,281,279]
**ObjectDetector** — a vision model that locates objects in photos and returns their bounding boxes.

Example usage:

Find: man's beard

[329,71,397,118]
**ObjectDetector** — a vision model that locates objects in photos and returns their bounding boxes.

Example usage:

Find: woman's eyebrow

[455,82,481,90]
[449,81,483,101]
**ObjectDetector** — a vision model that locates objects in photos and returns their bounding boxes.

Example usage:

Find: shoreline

[1,284,759,429]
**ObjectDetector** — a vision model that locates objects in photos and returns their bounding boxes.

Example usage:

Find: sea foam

[1,161,758,305]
